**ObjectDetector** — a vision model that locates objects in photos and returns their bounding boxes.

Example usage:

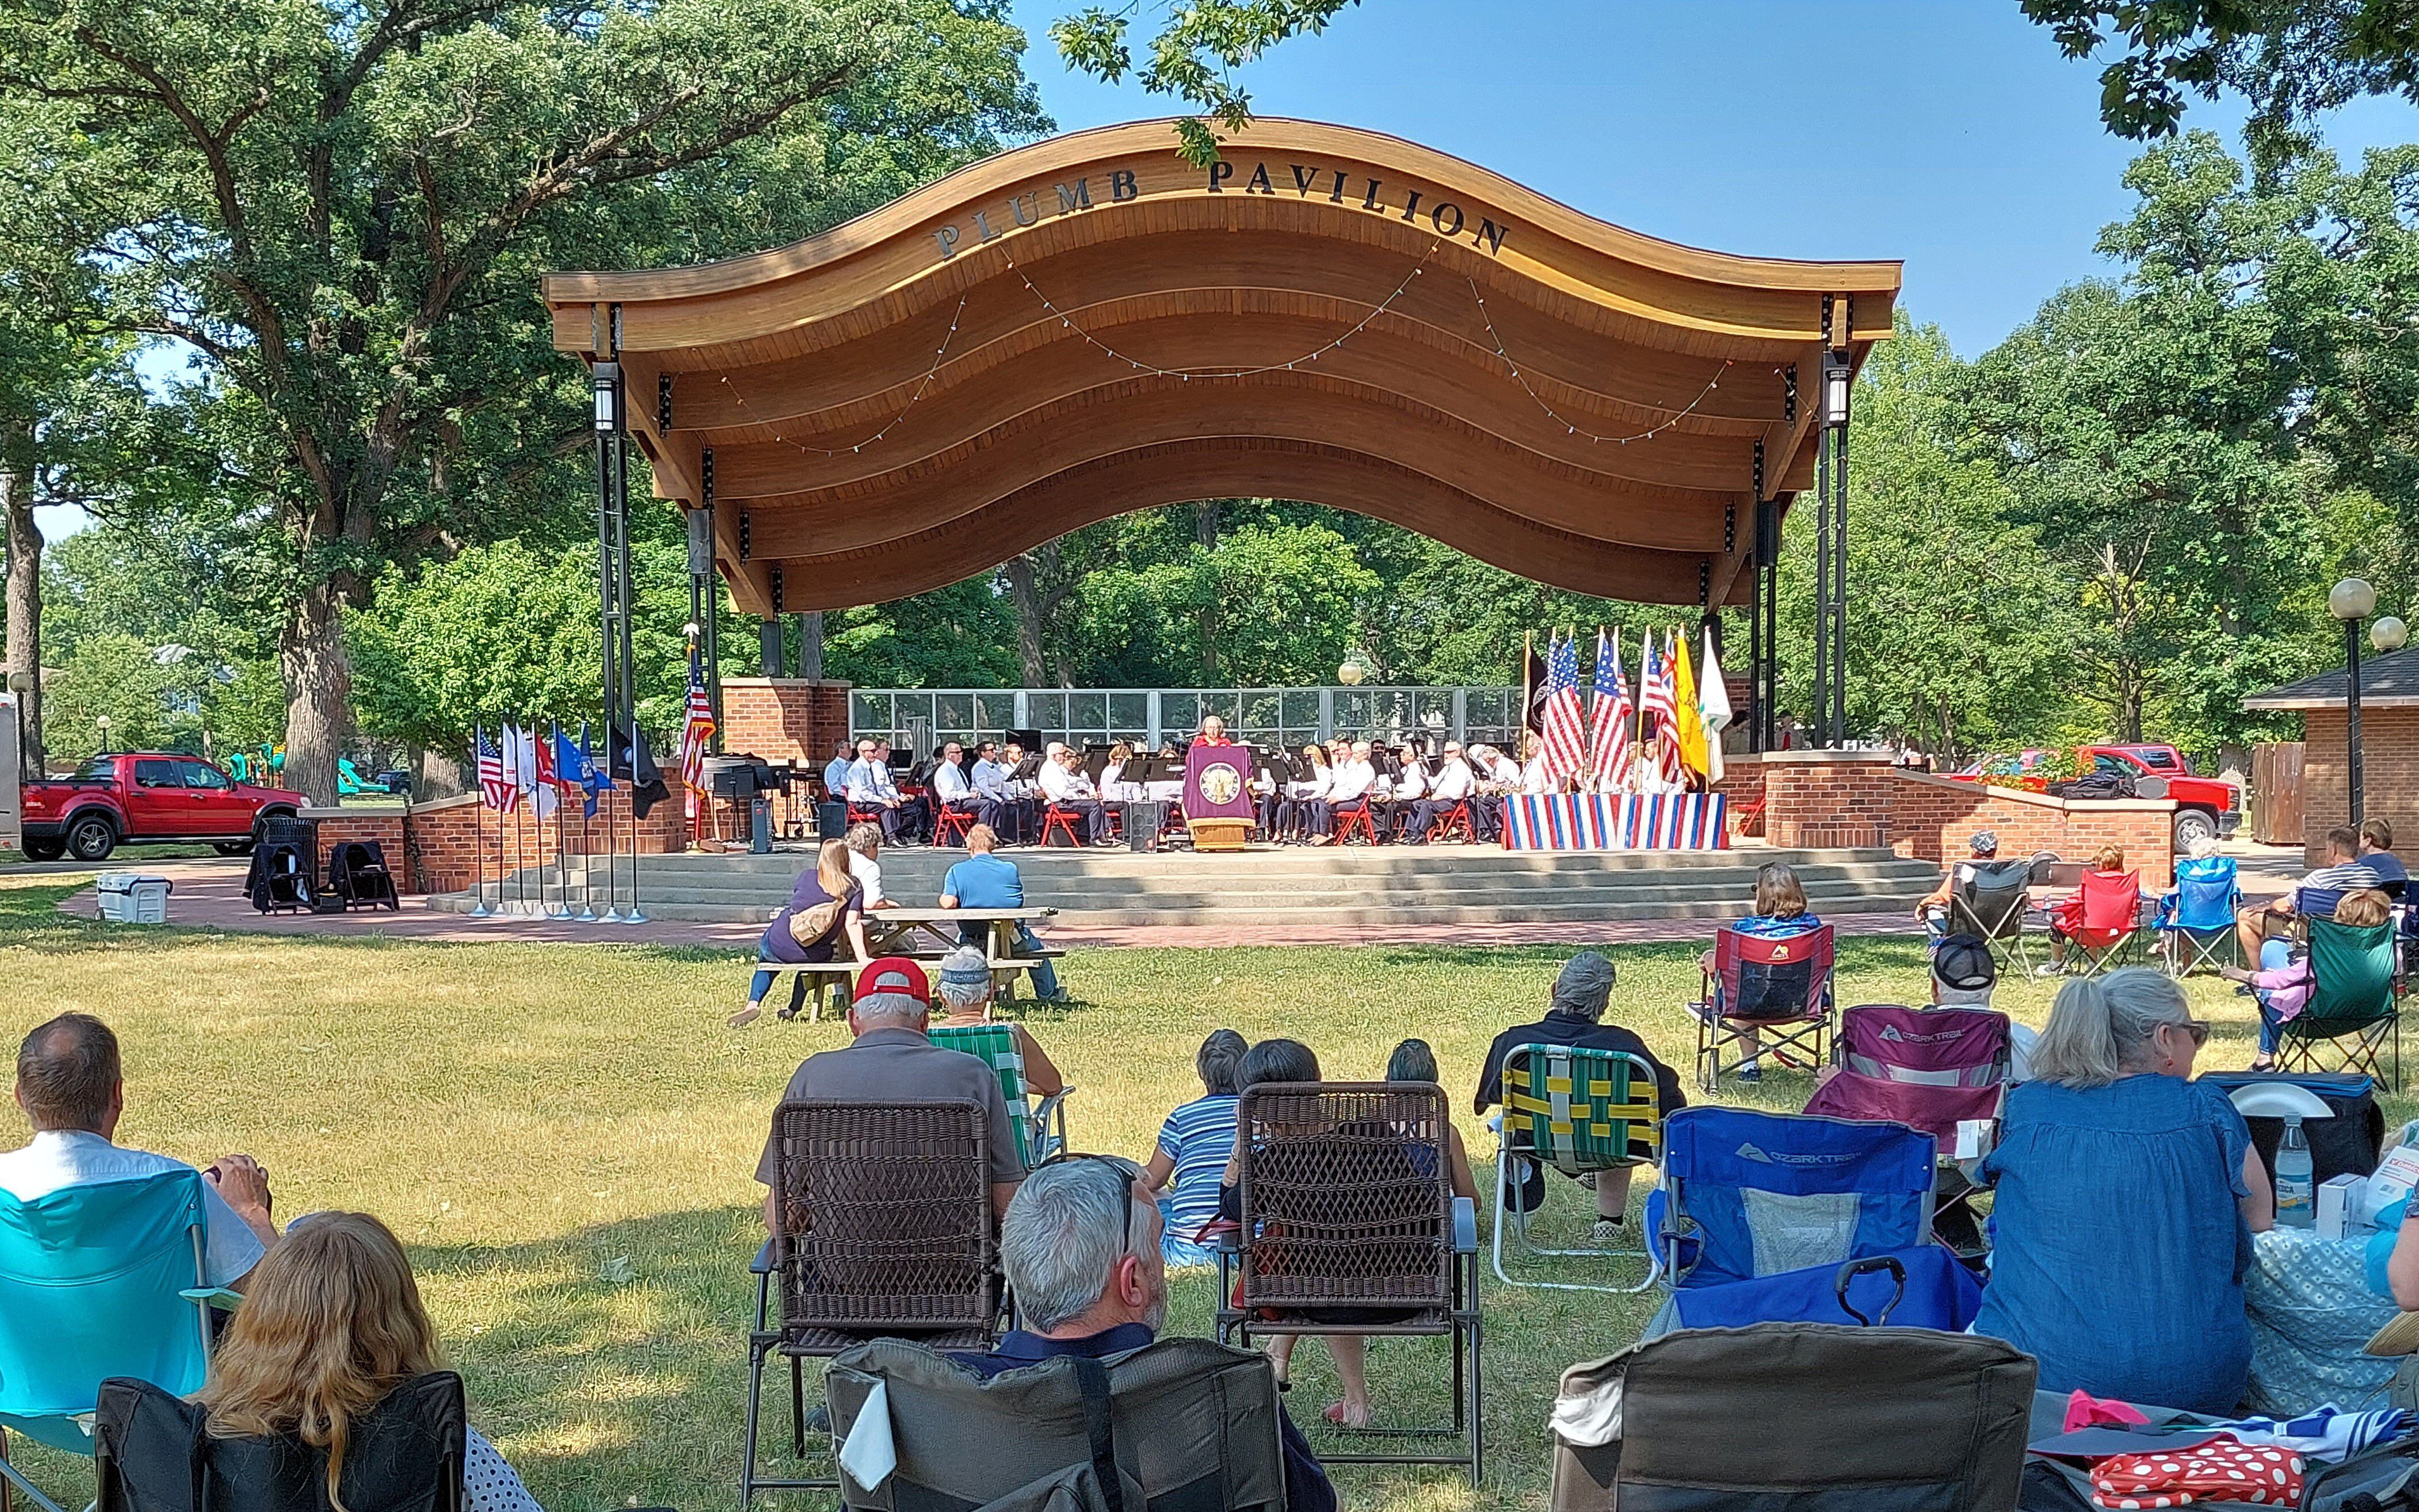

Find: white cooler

[94,873,173,924]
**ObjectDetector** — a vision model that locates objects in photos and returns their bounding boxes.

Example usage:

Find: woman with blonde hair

[1970,969,2272,1412]
[731,838,871,1028]
[197,1212,540,1512]
[1692,862,1823,1083]
[1283,744,1333,845]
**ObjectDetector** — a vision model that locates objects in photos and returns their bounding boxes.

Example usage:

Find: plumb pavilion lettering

[931,159,1513,262]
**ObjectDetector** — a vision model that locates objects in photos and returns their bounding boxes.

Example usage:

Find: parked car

[21,752,300,863]
[1951,744,2241,849]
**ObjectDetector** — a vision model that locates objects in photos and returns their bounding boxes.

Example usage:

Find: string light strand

[714,290,972,457]
[1004,240,1444,380]
[1467,275,1736,444]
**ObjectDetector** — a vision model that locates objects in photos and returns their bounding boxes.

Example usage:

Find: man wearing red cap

[755,956,1025,1230]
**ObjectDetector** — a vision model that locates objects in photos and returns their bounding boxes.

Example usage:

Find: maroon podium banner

[1184,744,1255,823]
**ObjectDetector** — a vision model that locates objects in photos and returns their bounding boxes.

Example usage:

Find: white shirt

[1487,755,1520,786]
[0,1130,264,1286]
[1040,762,1094,801]
[1391,763,1428,801]
[848,850,886,907]
[1288,766,1331,800]
[844,757,898,804]
[933,760,972,804]
[1520,757,1552,795]
[1329,760,1375,803]
[971,758,1011,799]
[1431,759,1474,801]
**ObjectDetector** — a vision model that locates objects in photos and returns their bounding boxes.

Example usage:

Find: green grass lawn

[0,872,2398,1512]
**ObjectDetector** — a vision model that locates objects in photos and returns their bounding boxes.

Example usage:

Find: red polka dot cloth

[2089,1434,2305,1507]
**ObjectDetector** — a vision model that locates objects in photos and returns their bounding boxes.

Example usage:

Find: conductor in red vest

[1192,715,1234,747]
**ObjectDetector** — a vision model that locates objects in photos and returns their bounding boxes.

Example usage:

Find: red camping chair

[2054,869,2147,977]
[1690,925,1836,1092]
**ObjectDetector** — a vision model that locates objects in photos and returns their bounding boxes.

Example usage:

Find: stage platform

[436,843,1943,929]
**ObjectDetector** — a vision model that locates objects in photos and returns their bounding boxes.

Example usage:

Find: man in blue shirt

[950,1159,1335,1512]
[820,739,853,802]
[940,825,1064,1001]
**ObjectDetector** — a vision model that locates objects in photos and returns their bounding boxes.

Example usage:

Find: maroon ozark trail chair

[1691,925,1837,1092]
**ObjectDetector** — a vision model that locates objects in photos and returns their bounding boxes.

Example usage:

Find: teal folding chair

[0,1169,238,1512]
[2279,915,2403,1092]
[1490,1044,1663,1294]
[930,1024,1073,1168]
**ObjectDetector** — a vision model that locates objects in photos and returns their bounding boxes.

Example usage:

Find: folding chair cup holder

[1214,1082,1483,1486]
[742,1098,1006,1505]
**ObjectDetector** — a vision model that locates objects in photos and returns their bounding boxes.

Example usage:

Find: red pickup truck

[1952,744,2242,849]
[22,752,300,863]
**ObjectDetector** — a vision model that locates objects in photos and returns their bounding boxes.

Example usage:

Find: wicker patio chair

[741,1098,1006,1506]
[1213,1081,1483,1487]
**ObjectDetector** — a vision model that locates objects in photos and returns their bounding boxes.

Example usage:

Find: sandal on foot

[727,1004,763,1029]
[1322,1400,1373,1429]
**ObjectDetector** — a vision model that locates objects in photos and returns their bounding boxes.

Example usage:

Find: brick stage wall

[722,678,852,767]
[1739,752,2178,886]
[2298,708,2419,865]
[303,807,413,890]
[395,785,694,895]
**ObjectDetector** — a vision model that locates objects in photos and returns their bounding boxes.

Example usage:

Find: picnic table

[765,906,1064,1024]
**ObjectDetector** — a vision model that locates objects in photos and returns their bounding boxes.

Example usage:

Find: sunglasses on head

[1039,1152,1142,1258]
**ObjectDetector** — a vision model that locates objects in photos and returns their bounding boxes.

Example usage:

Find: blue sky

[1004,0,2419,356]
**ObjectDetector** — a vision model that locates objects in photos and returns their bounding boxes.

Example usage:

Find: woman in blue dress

[1971,968,2274,1413]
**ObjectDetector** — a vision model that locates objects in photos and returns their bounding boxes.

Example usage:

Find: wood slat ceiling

[543,118,1901,615]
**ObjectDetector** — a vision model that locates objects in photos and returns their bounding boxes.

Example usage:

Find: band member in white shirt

[969,740,1018,841]
[1407,741,1476,842]
[1145,743,1186,805]
[930,740,985,841]
[1518,733,1555,796]
[1629,732,1685,797]
[1283,743,1334,845]
[993,738,1041,845]
[1039,743,1110,845]
[844,737,929,844]
[1325,739,1379,843]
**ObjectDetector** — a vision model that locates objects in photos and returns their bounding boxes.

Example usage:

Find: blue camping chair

[1643,1106,1975,1332]
[0,1170,237,1512]
[2158,855,2242,976]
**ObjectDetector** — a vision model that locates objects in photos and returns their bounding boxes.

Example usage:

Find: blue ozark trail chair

[1643,1106,1977,1335]
[2158,853,2242,977]
[928,1024,1073,1169]
[2279,914,2405,1092]
[0,1169,239,1512]
[1490,1044,1663,1293]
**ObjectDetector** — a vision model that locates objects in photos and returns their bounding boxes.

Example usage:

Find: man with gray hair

[1472,952,1686,1237]
[754,957,1024,1232]
[950,1157,1336,1512]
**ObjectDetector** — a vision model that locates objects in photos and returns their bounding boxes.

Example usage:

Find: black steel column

[698,452,722,751]
[1755,497,1780,750]
[1813,428,1832,747]
[2346,617,2366,829]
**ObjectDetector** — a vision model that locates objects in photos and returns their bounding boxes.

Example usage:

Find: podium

[1182,743,1254,852]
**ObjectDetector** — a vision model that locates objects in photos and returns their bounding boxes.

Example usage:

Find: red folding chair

[1038,806,1084,848]
[932,806,974,847]
[1435,800,1476,844]
[1689,925,1837,1092]
[1331,804,1379,845]
[2058,869,2147,978]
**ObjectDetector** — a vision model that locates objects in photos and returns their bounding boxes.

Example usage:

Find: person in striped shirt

[1140,1030,1245,1266]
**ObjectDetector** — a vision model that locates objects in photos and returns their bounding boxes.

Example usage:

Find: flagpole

[514,729,532,916]
[1520,629,1533,755]
[468,726,493,917]
[546,726,567,919]
[576,724,598,923]
[623,721,649,926]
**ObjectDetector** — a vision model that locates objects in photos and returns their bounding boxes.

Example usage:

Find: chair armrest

[180,1287,244,1311]
[1451,1196,1478,1254]
[750,1238,779,1276]
[1031,1088,1074,1125]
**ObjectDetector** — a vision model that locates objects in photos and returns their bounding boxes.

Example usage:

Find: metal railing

[848,686,1529,754]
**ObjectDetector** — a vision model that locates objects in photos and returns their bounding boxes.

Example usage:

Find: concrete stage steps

[433,845,1941,928]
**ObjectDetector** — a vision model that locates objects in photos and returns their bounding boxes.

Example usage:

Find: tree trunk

[412,742,468,800]
[279,581,354,804]
[1003,554,1050,686]
[1,423,40,774]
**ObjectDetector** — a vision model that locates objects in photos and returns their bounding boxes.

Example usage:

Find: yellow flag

[1669,629,1710,780]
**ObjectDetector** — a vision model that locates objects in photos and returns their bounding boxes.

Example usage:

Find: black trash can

[817,800,849,842]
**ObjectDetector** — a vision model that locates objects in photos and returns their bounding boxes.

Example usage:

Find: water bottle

[2276,1118,2315,1229]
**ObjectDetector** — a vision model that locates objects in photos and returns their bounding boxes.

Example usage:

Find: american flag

[475,724,516,812]
[1651,632,1687,784]
[678,646,716,820]
[1539,633,1587,784]
[1586,630,1632,791]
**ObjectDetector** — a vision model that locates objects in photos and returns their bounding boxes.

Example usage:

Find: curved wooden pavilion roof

[543,119,1901,616]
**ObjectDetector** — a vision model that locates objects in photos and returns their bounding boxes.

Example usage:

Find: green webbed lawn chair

[2279,915,2404,1091]
[1491,1043,1663,1294]
[929,1024,1073,1169]
[0,1169,240,1512]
